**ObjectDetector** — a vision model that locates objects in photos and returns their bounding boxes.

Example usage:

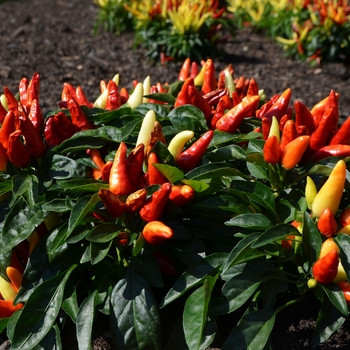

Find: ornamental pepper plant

[1,59,350,349]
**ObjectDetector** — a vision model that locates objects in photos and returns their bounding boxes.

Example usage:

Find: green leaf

[206,145,246,162]
[167,105,208,132]
[42,198,72,213]
[223,233,261,273]
[311,297,346,348]
[181,179,209,193]
[246,162,268,180]
[226,213,272,230]
[76,291,97,350]
[90,241,112,265]
[183,273,219,350]
[142,93,176,105]
[61,285,79,323]
[51,179,108,193]
[152,163,184,183]
[86,223,123,243]
[0,197,47,252]
[246,182,277,217]
[11,265,76,350]
[251,224,300,248]
[334,234,350,281]
[49,155,88,179]
[322,284,348,316]
[209,271,263,316]
[186,162,250,180]
[133,254,164,289]
[302,212,322,272]
[68,193,100,234]
[12,175,38,207]
[110,268,161,350]
[161,253,228,308]
[222,309,276,350]
[245,152,266,167]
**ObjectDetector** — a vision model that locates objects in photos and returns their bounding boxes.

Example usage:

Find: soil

[0,0,350,349]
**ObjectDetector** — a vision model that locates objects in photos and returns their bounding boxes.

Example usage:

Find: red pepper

[263,135,281,164]
[261,117,272,140]
[311,91,340,126]
[234,76,245,98]
[105,80,121,110]
[202,88,227,107]
[148,152,167,185]
[174,77,194,107]
[26,72,40,107]
[278,114,291,131]
[215,95,260,133]
[109,142,132,196]
[0,143,8,171]
[260,88,292,122]
[281,135,310,170]
[190,61,199,80]
[0,300,24,318]
[210,98,227,130]
[312,249,339,284]
[338,281,350,305]
[280,120,297,151]
[3,86,18,118]
[67,95,92,131]
[61,82,77,102]
[139,182,172,222]
[330,117,350,145]
[312,144,350,163]
[125,188,147,213]
[127,143,145,191]
[28,99,44,131]
[309,107,336,152]
[187,85,212,125]
[256,94,279,119]
[87,149,105,180]
[101,161,113,182]
[294,100,316,134]
[339,208,350,227]
[75,86,93,108]
[98,189,126,219]
[246,78,259,97]
[231,91,242,107]
[296,125,310,136]
[19,77,29,112]
[169,184,195,206]
[176,130,214,172]
[317,208,338,237]
[120,87,129,105]
[19,112,46,158]
[53,112,75,142]
[142,220,174,245]
[7,130,31,168]
[178,58,191,81]
[0,110,18,150]
[145,121,166,157]
[44,117,60,147]
[201,59,216,95]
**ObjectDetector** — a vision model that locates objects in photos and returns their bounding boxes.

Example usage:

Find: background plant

[94,0,234,62]
[226,0,350,65]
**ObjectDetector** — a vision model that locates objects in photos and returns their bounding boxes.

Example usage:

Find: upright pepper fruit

[176,130,214,172]
[263,135,281,164]
[28,99,44,131]
[109,142,132,196]
[317,208,338,237]
[127,143,145,191]
[125,188,147,213]
[260,88,292,122]
[305,176,317,210]
[168,130,195,160]
[312,249,339,284]
[174,77,194,107]
[169,184,195,206]
[312,160,346,218]
[67,94,92,131]
[280,135,310,170]
[330,117,350,145]
[148,152,167,185]
[139,183,172,222]
[201,59,216,95]
[136,110,156,151]
[146,121,166,157]
[294,100,316,134]
[178,58,191,81]
[0,110,17,150]
[280,120,297,151]
[7,130,31,168]
[142,221,174,245]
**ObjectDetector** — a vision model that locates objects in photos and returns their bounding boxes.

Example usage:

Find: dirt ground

[1,0,350,349]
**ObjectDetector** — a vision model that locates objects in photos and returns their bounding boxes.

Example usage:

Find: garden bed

[1,1,350,349]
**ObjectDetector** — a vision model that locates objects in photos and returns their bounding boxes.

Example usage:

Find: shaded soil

[1,0,350,349]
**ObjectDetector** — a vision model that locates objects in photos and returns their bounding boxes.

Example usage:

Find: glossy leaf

[76,291,97,350]
[334,234,350,282]
[311,298,346,348]
[68,193,100,234]
[161,253,228,308]
[226,213,272,230]
[51,179,108,193]
[222,309,276,350]
[322,284,348,316]
[186,163,250,180]
[12,174,38,207]
[110,268,161,350]
[167,105,208,132]
[11,265,76,350]
[90,241,112,265]
[206,145,246,162]
[0,197,47,252]
[152,163,184,183]
[251,224,299,248]
[49,155,88,179]
[183,273,219,350]
[86,223,123,243]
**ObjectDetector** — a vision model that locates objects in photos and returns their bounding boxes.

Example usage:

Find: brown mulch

[1,0,350,349]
